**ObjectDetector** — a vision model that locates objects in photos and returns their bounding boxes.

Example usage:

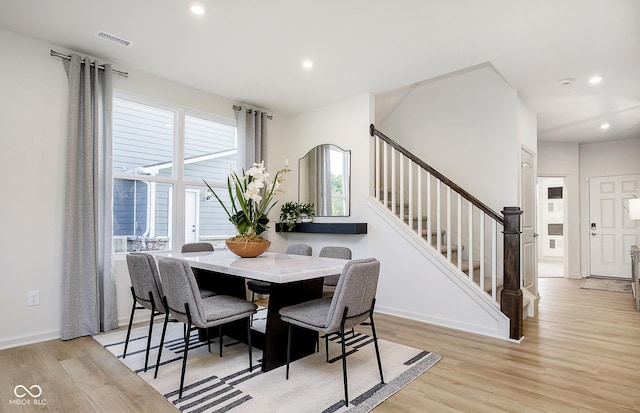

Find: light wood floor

[2,278,639,412]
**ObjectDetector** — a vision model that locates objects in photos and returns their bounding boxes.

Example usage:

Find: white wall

[537,142,581,278]
[0,28,257,348]
[579,138,640,277]
[379,63,520,212]
[264,93,373,255]
[0,29,68,348]
[518,96,538,155]
[269,92,509,339]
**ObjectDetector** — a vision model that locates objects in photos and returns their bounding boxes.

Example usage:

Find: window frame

[112,91,237,253]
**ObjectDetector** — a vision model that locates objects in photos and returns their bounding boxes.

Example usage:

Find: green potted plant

[279,201,299,231]
[299,202,315,223]
[204,161,289,257]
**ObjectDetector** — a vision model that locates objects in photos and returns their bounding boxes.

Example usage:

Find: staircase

[371,124,523,340]
[389,198,497,296]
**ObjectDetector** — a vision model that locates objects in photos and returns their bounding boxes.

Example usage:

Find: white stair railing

[372,126,505,305]
[371,124,524,340]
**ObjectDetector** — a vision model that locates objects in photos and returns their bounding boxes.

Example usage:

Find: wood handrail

[370,124,504,224]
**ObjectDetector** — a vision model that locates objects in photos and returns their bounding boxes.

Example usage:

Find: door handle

[591,232,597,236]
[533,233,539,238]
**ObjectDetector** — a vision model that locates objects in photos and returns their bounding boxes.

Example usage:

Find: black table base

[196,270,322,372]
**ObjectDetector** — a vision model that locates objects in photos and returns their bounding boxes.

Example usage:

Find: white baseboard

[375,304,509,341]
[0,329,61,351]
[0,313,150,350]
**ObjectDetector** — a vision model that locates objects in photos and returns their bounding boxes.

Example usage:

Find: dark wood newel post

[501,206,523,340]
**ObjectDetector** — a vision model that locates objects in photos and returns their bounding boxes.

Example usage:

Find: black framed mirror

[298,144,351,217]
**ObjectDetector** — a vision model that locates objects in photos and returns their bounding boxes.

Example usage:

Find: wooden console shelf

[275,222,367,234]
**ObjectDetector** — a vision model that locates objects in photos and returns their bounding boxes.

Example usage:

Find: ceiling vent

[558,78,574,87]
[96,31,133,48]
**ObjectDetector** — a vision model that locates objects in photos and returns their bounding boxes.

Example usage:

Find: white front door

[185,190,199,244]
[521,148,537,297]
[589,174,640,278]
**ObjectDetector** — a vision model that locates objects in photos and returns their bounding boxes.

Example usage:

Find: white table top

[164,250,347,284]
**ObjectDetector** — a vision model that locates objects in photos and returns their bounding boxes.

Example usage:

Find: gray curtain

[235,107,268,169]
[61,54,117,340]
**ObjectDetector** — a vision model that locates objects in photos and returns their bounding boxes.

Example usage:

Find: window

[112,95,237,253]
[330,147,349,216]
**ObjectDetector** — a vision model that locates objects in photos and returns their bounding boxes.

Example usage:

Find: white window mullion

[174,110,186,251]
[148,182,156,237]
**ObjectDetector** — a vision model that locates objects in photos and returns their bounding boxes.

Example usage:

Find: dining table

[165,249,348,372]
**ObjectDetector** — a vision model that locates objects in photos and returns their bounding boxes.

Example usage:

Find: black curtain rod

[233,105,273,120]
[50,49,129,78]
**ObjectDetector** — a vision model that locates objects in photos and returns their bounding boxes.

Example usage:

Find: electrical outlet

[27,290,40,306]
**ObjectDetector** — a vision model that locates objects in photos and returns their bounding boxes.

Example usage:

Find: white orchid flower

[244,185,263,203]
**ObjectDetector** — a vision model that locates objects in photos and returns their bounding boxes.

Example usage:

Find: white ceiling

[1,0,639,144]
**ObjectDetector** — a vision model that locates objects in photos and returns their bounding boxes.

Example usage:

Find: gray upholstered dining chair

[279,258,384,407]
[124,253,166,373]
[247,243,312,303]
[155,257,257,399]
[181,242,214,253]
[319,246,352,298]
[181,242,215,298]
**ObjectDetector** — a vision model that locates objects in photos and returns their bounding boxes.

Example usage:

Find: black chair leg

[154,298,170,379]
[285,323,292,379]
[340,307,349,407]
[206,327,211,353]
[144,292,156,372]
[219,325,223,356]
[370,310,385,384]
[179,318,191,399]
[250,292,255,325]
[325,334,329,362]
[247,318,253,372]
[123,287,136,359]
[179,302,194,399]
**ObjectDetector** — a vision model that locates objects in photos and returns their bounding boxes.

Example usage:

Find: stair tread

[421,229,445,237]
[438,244,459,254]
[382,199,505,297]
[460,260,481,271]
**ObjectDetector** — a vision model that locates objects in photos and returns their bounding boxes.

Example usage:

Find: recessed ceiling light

[589,74,604,84]
[188,1,206,16]
[301,59,314,70]
[600,123,610,130]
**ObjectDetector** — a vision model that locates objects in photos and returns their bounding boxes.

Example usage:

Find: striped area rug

[94,317,442,413]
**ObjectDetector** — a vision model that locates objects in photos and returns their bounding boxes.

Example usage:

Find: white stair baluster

[375,136,380,201]
[408,160,413,231]
[383,141,388,209]
[480,212,485,292]
[417,168,423,238]
[457,193,462,270]
[492,220,498,301]
[446,187,451,261]
[399,155,404,223]
[436,180,441,254]
[426,172,432,245]
[391,147,396,215]
[468,203,473,282]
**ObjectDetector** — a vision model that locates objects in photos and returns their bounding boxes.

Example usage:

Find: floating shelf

[275,222,367,234]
